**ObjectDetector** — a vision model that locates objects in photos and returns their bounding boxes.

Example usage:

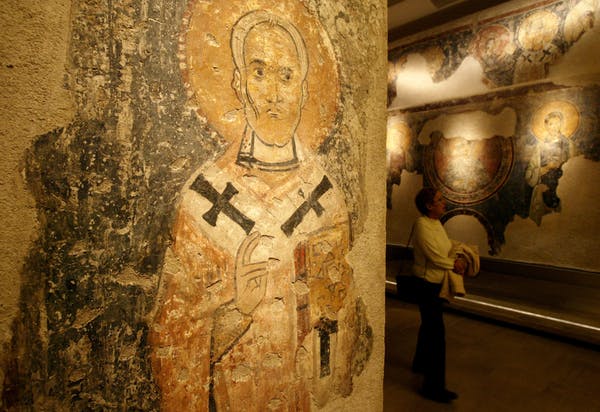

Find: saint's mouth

[267,109,280,118]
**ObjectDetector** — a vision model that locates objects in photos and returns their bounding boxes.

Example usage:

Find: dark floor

[384,296,600,412]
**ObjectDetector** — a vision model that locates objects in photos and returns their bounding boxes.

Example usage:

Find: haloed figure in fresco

[149,9,371,412]
[526,111,575,225]
[232,9,308,171]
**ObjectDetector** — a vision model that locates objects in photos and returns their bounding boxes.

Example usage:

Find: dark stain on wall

[3,0,221,408]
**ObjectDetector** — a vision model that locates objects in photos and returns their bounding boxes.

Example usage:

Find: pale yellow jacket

[411,216,455,283]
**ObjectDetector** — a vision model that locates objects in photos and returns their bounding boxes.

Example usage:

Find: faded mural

[2,0,379,410]
[387,0,600,254]
[388,0,598,105]
[149,3,372,412]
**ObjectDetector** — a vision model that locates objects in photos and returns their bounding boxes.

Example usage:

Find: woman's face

[427,191,446,220]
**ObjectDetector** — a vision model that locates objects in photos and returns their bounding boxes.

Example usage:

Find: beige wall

[0,0,75,397]
[319,3,388,411]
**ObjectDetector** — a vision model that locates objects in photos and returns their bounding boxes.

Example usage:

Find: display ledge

[449,295,600,347]
[386,245,600,347]
[386,279,600,347]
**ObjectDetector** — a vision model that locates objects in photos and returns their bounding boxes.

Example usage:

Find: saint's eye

[253,66,265,78]
[280,67,293,82]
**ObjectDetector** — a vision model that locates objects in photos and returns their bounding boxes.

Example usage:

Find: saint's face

[544,116,562,141]
[242,23,305,147]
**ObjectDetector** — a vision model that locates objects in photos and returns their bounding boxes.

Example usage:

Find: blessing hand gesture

[235,232,270,314]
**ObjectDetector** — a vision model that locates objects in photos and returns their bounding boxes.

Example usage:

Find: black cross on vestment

[190,174,255,234]
[281,175,333,237]
[315,318,338,378]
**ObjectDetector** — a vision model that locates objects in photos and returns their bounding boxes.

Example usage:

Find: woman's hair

[415,187,437,215]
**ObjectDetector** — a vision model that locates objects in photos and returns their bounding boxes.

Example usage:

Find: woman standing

[411,187,466,403]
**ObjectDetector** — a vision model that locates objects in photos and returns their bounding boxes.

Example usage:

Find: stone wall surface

[1,0,75,406]
[0,0,387,410]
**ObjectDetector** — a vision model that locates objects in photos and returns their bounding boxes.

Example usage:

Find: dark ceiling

[388,0,511,42]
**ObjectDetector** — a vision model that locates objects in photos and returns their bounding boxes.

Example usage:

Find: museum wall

[386,0,600,272]
[0,0,387,410]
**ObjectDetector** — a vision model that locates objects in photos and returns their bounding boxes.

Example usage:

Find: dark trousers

[412,277,446,392]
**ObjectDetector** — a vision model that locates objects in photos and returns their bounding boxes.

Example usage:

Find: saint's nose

[265,76,284,104]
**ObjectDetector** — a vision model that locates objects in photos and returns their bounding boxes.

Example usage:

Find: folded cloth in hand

[439,242,480,301]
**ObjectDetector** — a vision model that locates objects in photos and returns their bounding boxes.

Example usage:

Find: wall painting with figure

[387,84,599,254]
[1,0,383,409]
[386,0,600,258]
[149,1,372,410]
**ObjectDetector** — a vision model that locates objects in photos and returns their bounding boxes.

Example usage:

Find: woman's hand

[453,257,467,275]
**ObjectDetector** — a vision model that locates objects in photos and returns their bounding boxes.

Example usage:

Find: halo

[531,100,580,141]
[517,10,559,51]
[386,117,412,153]
[424,135,514,205]
[564,1,595,44]
[472,24,514,60]
[180,0,340,152]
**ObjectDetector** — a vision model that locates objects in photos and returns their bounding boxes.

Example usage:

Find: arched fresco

[424,133,514,205]
[387,85,600,254]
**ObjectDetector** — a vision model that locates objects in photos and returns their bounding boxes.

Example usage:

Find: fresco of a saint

[148,4,371,411]
[526,100,580,225]
[514,10,560,83]
[386,117,415,208]
[471,24,516,86]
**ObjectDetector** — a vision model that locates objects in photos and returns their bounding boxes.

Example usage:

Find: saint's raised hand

[235,231,270,314]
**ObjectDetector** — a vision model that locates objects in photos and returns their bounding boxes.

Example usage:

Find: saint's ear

[232,69,243,102]
[300,80,308,108]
